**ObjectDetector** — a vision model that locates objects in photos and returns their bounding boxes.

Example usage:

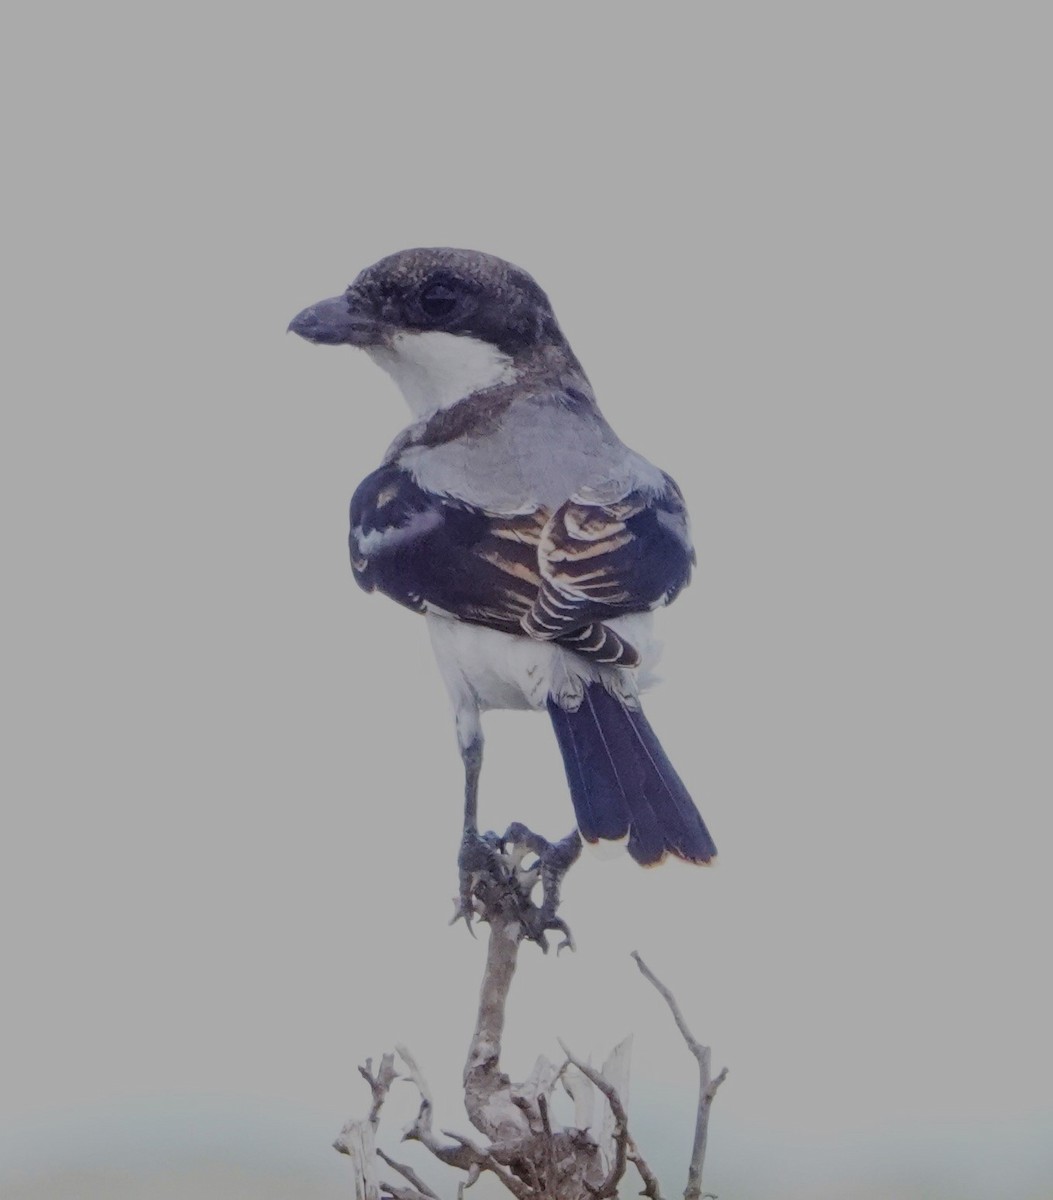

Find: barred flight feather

[348,462,688,669]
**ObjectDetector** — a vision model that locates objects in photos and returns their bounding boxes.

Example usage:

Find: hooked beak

[287,293,381,346]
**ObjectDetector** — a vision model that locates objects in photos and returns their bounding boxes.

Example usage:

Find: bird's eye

[420,281,460,319]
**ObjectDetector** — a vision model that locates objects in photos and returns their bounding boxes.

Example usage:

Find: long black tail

[546,683,717,865]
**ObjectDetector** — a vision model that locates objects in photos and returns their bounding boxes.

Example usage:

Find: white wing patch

[353,507,444,555]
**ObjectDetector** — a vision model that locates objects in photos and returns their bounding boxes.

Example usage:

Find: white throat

[366,331,518,418]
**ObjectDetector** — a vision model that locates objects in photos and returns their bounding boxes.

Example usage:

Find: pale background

[3,5,1051,1198]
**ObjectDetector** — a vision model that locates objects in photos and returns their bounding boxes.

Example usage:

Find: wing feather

[350,464,693,669]
[350,464,544,633]
[522,474,694,655]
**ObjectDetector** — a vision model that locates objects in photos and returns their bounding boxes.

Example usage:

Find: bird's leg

[452,718,502,929]
[447,708,581,949]
[461,730,482,837]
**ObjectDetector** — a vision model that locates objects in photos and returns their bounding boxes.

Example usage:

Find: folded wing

[350,463,544,634]
[522,475,695,664]
[350,465,694,667]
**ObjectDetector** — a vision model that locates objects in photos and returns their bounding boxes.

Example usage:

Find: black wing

[350,465,693,667]
[521,474,694,661]
[349,464,544,635]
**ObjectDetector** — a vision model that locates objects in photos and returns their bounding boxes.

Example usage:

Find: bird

[289,247,716,876]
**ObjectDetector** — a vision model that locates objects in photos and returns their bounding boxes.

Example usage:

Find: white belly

[425,612,659,717]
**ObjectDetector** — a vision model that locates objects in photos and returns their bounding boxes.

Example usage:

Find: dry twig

[632,951,727,1200]
[557,1041,630,1199]
[360,1053,398,1128]
[376,1149,441,1200]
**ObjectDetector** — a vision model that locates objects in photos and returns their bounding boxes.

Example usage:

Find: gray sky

[3,5,1051,1198]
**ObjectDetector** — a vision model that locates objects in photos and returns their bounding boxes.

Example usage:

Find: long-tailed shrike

[290,248,716,884]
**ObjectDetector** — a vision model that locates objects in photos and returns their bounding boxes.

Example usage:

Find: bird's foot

[451,823,581,952]
[502,824,582,953]
[451,828,505,934]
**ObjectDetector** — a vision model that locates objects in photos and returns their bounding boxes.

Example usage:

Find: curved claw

[522,908,576,955]
[554,923,576,955]
[449,895,479,936]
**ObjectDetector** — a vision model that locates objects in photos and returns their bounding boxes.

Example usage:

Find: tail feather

[547,683,717,865]
[547,695,631,841]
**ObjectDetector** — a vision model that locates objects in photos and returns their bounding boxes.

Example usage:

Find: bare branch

[631,952,727,1200]
[462,903,531,1143]
[455,1163,481,1200]
[376,1149,441,1200]
[359,1053,398,1129]
[537,1092,552,1139]
[557,1041,628,1200]
[333,1117,382,1200]
[536,1093,557,1193]
[442,1130,534,1199]
[381,1184,432,1200]
[396,1046,479,1173]
[395,1043,532,1196]
[630,954,703,1057]
[511,1054,560,1132]
[396,1044,435,1122]
[627,1142,664,1200]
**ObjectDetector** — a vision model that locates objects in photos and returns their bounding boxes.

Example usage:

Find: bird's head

[289,247,578,416]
